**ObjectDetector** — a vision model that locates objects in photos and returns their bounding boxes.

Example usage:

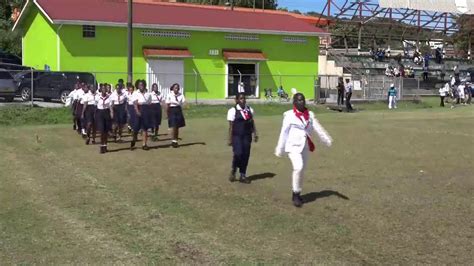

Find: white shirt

[227,105,254,121]
[275,110,332,155]
[133,91,152,105]
[127,91,135,105]
[80,92,97,105]
[345,83,353,93]
[110,91,127,105]
[439,83,450,97]
[150,91,163,104]
[166,91,185,107]
[96,94,112,110]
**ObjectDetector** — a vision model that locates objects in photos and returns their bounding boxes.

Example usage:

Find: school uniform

[344,82,353,111]
[275,108,332,206]
[110,90,128,126]
[127,91,136,131]
[81,92,97,126]
[95,94,113,133]
[131,91,153,132]
[73,89,85,129]
[227,105,255,178]
[166,91,186,128]
[388,87,397,109]
[150,91,163,128]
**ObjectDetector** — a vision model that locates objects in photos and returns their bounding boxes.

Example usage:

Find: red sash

[293,106,315,152]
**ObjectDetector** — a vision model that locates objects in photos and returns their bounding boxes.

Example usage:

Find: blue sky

[277,0,352,13]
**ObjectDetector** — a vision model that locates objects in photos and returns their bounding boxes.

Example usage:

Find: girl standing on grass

[126,83,135,134]
[275,93,333,208]
[131,80,152,150]
[150,83,163,141]
[96,85,114,154]
[81,84,98,145]
[110,83,127,142]
[227,92,258,184]
[166,83,186,148]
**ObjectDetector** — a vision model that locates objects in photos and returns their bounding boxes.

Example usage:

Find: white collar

[235,104,249,111]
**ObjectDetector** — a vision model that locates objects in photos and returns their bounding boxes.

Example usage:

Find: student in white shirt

[439,82,450,107]
[150,83,163,141]
[126,83,135,134]
[110,83,128,142]
[96,85,114,154]
[275,93,333,208]
[344,79,353,111]
[67,82,80,132]
[81,85,98,145]
[227,92,258,184]
[166,83,186,148]
[131,79,152,150]
[73,82,86,136]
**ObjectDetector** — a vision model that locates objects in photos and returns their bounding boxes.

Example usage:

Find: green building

[13,0,328,99]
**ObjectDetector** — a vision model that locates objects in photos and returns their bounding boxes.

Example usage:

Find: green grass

[0,96,445,126]
[0,101,473,264]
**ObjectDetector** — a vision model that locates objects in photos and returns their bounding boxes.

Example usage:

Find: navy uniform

[81,91,98,144]
[110,90,128,127]
[96,94,113,153]
[227,105,255,182]
[132,90,153,132]
[150,91,163,130]
[166,91,186,129]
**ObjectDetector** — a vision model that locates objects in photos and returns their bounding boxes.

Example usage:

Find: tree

[1,0,24,56]
[176,0,277,9]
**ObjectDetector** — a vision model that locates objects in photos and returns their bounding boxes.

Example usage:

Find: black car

[16,71,96,104]
[0,69,17,102]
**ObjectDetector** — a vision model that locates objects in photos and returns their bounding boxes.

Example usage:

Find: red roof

[143,48,193,58]
[17,0,328,36]
[223,51,267,61]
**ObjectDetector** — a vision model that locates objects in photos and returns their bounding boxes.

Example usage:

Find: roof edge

[54,20,330,37]
[12,0,54,31]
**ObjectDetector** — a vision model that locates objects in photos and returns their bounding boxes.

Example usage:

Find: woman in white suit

[275,93,333,208]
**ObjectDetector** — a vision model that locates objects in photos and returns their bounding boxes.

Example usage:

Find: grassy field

[0,102,473,264]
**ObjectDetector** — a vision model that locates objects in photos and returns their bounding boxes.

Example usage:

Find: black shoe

[172,142,178,148]
[130,140,136,150]
[239,175,251,184]
[292,192,303,208]
[91,140,96,145]
[229,170,236,182]
[85,138,90,145]
[73,125,77,130]
[142,145,149,151]
[100,146,107,154]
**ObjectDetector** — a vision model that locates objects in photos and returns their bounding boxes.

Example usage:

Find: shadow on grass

[301,190,349,204]
[247,172,276,182]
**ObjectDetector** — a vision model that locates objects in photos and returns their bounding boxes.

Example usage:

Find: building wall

[22,6,320,99]
[22,8,58,71]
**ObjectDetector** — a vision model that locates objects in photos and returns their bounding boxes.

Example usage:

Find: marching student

[106,83,113,95]
[81,84,98,145]
[274,93,333,208]
[150,83,163,141]
[131,80,152,150]
[227,92,258,184]
[67,82,82,133]
[96,85,114,154]
[110,83,128,142]
[387,83,398,109]
[73,82,87,137]
[166,83,186,148]
[344,79,353,112]
[126,82,135,133]
[439,82,450,107]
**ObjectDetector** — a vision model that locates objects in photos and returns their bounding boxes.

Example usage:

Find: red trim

[143,48,192,58]
[223,51,266,61]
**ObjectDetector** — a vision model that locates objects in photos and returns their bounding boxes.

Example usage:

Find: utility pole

[127,0,133,83]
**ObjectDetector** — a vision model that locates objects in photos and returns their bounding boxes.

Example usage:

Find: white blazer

[275,110,332,155]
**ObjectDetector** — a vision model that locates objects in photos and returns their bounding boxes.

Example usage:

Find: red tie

[293,106,315,152]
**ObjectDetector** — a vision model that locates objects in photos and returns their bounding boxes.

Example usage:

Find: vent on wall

[225,34,259,41]
[282,37,307,43]
[142,30,191,38]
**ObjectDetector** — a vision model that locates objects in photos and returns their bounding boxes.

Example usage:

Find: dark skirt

[150,103,162,128]
[74,103,83,119]
[131,104,153,132]
[95,109,112,133]
[72,100,78,115]
[84,105,96,125]
[113,103,127,126]
[168,106,186,128]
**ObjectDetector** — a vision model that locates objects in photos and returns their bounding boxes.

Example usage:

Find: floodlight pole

[127,0,133,84]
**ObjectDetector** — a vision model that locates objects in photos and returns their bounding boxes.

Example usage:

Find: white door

[147,59,184,99]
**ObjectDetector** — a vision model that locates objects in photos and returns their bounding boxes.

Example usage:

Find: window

[83,25,96,38]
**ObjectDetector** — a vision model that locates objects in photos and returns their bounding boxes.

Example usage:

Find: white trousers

[288,144,309,193]
[388,96,397,109]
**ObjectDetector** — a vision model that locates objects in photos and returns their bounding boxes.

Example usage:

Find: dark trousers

[345,92,353,111]
[232,135,252,175]
[337,90,344,105]
[440,96,445,107]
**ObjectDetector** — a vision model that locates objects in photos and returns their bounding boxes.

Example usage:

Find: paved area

[0,98,64,108]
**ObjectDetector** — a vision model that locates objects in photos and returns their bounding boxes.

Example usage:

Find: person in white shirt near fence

[110,83,128,142]
[96,85,114,154]
[439,82,450,107]
[275,93,333,208]
[81,85,98,145]
[131,80,153,150]
[150,83,164,141]
[166,83,186,148]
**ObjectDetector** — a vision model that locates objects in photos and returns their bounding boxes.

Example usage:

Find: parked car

[0,69,17,102]
[15,71,96,104]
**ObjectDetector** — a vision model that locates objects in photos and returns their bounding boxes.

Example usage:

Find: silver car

[0,69,16,102]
